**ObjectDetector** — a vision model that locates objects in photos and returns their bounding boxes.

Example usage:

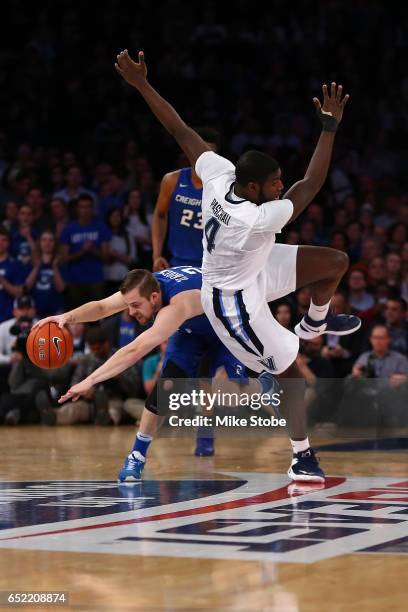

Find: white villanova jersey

[195,151,294,290]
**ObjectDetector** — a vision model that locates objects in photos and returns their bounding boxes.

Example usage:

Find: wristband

[317,107,338,132]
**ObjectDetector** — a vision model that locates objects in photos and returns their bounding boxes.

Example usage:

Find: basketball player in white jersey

[115,50,360,482]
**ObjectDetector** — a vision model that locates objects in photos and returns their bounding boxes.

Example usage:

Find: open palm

[115,50,147,89]
[313,82,349,124]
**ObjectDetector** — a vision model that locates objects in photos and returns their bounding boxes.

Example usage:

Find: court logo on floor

[0,475,408,563]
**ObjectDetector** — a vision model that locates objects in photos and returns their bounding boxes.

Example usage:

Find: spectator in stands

[296,336,335,424]
[49,197,70,238]
[347,269,376,326]
[330,231,348,252]
[0,228,26,322]
[385,253,402,291]
[294,287,312,324]
[104,207,137,295]
[124,189,152,268]
[60,194,111,308]
[1,201,19,233]
[381,298,408,355]
[360,237,382,268]
[102,308,144,350]
[270,300,295,330]
[387,222,407,254]
[69,322,88,364]
[351,325,408,381]
[25,188,50,233]
[53,165,96,206]
[0,296,36,392]
[345,222,362,262]
[11,205,38,267]
[23,230,65,316]
[98,172,127,218]
[368,256,387,289]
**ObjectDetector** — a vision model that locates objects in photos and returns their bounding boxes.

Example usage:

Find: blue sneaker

[194,437,215,456]
[118,451,145,483]
[295,312,361,340]
[288,448,325,482]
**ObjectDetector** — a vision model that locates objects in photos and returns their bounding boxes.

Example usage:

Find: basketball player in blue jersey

[35,267,270,482]
[114,49,361,483]
[152,127,220,271]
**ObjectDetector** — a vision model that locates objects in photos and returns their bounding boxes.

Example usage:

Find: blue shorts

[162,330,247,380]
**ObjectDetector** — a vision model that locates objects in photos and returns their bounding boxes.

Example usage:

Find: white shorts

[201,244,299,374]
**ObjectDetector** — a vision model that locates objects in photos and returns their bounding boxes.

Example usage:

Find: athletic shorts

[201,244,300,374]
[162,329,247,380]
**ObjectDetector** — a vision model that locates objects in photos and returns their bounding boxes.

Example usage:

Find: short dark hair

[0,227,10,240]
[195,126,221,148]
[120,269,160,298]
[386,297,407,311]
[76,194,94,206]
[85,326,109,345]
[235,150,279,186]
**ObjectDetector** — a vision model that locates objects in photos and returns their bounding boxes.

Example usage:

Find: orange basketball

[26,322,74,369]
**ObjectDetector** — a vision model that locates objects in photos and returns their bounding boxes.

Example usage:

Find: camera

[360,353,377,378]
[10,316,33,357]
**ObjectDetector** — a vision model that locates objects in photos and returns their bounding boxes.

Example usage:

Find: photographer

[0,296,37,393]
[338,325,408,427]
[0,310,49,425]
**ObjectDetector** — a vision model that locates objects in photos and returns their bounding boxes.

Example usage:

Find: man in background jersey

[114,49,361,483]
[152,127,220,271]
[34,266,252,482]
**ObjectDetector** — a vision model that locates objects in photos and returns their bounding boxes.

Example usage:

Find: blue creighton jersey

[154,266,212,336]
[167,168,203,267]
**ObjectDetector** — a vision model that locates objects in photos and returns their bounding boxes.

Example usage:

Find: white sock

[308,299,330,322]
[291,438,310,454]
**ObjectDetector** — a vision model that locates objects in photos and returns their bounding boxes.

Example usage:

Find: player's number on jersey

[180,209,203,230]
[204,217,221,253]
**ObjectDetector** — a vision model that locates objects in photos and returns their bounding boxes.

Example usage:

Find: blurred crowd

[0,0,407,426]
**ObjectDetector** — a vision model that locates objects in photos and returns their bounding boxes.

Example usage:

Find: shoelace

[127,453,142,468]
[298,450,320,468]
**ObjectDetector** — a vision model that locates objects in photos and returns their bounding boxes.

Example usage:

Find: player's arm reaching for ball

[115,50,209,167]
[32,291,128,330]
[284,82,349,222]
[58,292,202,402]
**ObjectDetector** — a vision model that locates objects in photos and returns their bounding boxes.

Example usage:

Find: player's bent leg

[277,360,325,483]
[294,246,361,340]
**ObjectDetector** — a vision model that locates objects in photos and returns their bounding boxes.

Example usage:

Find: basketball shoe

[288,448,325,482]
[118,451,145,483]
[295,312,361,340]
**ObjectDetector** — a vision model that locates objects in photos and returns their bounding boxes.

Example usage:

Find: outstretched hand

[115,49,147,89]
[313,82,350,129]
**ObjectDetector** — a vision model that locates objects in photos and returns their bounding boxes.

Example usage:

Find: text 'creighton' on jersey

[195,151,294,291]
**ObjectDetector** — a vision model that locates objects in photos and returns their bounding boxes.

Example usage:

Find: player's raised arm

[58,296,198,403]
[32,291,128,330]
[284,82,350,223]
[115,50,209,167]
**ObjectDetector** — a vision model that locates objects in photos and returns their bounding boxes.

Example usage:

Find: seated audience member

[385,252,402,291]
[345,221,362,262]
[359,237,382,269]
[329,231,348,252]
[347,269,376,327]
[367,256,387,290]
[380,298,408,355]
[270,300,295,331]
[387,222,407,254]
[53,165,96,206]
[46,327,142,426]
[321,292,363,377]
[60,195,111,308]
[0,228,27,323]
[0,296,36,392]
[104,207,137,295]
[24,231,65,317]
[339,325,408,427]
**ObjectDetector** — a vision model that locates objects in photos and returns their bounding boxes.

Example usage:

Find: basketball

[26,323,74,369]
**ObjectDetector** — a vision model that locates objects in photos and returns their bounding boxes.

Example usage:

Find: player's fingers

[313,97,321,110]
[115,63,124,75]
[336,84,343,102]
[322,84,329,103]
[139,51,145,64]
[341,93,350,107]
[331,81,336,98]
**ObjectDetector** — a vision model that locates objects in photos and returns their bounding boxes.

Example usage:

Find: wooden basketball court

[0,426,407,611]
